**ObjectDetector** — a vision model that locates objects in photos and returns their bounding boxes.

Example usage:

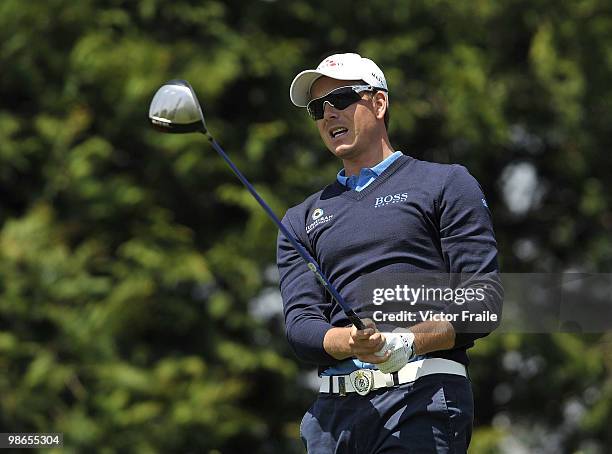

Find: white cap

[289,53,388,107]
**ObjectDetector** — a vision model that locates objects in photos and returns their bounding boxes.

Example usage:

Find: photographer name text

[373,310,498,322]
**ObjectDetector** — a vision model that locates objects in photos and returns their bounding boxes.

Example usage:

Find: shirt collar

[337,151,403,189]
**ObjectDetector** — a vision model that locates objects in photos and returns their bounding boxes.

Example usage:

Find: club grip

[348,313,366,331]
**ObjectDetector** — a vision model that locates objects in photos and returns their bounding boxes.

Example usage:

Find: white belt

[319,358,467,396]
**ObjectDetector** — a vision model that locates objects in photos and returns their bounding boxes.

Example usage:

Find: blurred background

[1,0,611,452]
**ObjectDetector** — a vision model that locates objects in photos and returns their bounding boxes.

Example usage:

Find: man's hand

[323,318,390,363]
[375,332,416,374]
[324,320,456,367]
[348,319,390,364]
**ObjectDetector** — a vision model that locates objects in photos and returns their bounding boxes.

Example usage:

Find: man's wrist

[411,321,455,355]
[323,327,352,360]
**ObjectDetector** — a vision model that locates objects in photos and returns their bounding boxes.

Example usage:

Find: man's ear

[372,91,387,120]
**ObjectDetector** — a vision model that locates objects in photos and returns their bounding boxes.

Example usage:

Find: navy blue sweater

[276,154,502,367]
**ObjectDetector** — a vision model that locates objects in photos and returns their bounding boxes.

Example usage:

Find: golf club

[148,79,366,330]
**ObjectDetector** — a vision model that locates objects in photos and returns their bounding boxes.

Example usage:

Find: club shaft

[205,134,365,330]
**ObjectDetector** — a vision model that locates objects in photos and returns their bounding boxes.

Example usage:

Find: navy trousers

[300,374,473,453]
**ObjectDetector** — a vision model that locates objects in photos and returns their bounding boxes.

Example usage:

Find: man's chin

[329,143,355,159]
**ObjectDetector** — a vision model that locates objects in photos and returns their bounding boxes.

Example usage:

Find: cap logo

[319,58,342,69]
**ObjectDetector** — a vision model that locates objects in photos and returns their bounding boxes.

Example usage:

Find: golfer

[277,53,503,453]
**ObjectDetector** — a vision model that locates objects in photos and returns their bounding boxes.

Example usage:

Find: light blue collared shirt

[336,151,403,191]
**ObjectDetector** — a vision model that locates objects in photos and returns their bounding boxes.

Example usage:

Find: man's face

[309,77,381,161]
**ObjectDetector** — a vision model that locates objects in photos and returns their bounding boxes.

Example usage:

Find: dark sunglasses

[306,85,385,120]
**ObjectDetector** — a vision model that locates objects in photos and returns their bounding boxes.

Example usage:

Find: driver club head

[148,79,207,134]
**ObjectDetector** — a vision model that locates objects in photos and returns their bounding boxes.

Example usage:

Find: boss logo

[374,192,409,208]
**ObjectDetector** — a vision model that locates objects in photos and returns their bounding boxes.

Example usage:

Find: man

[277,53,502,453]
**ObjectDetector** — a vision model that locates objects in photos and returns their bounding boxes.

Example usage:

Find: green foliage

[1,0,611,452]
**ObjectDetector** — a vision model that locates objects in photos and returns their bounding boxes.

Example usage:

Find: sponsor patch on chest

[306,208,334,233]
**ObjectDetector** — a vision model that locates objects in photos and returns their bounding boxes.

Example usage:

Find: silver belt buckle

[349,369,374,396]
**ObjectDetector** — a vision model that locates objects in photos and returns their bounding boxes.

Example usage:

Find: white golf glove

[375,332,416,374]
